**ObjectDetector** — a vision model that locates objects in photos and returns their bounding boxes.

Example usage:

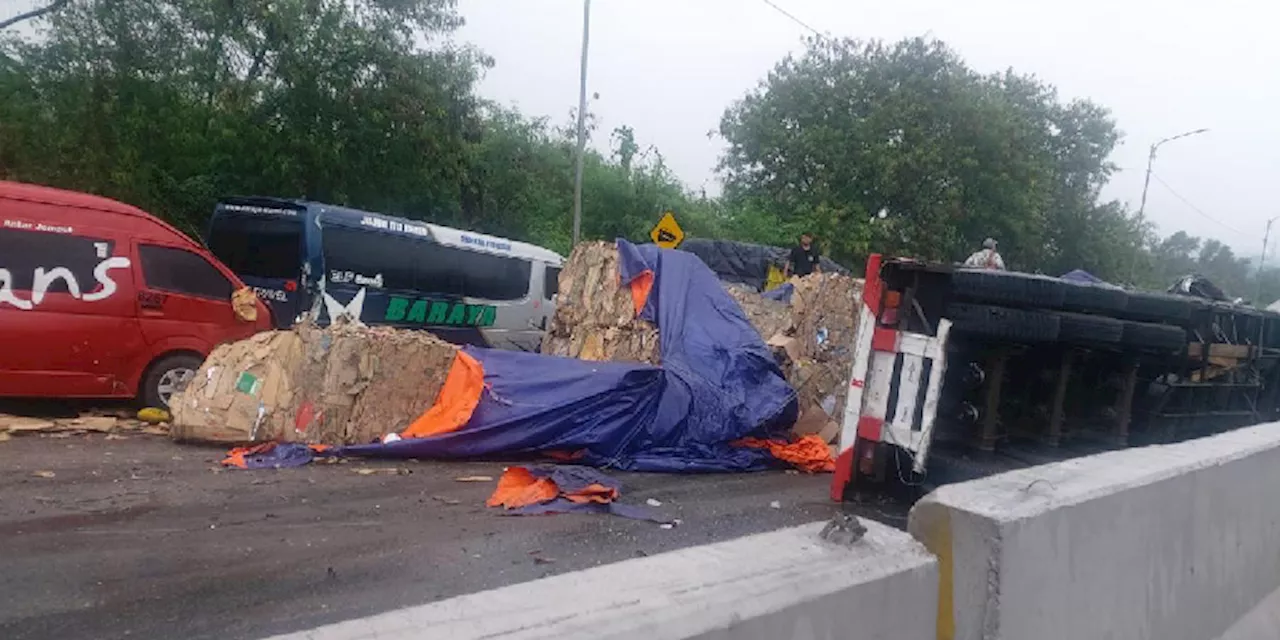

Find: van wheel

[141,354,204,409]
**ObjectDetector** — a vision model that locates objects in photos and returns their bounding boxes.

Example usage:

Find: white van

[206,197,563,352]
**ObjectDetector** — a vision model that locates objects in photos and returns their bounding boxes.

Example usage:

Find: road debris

[769,500,782,509]
[455,475,494,483]
[169,322,456,445]
[137,407,171,424]
[431,495,462,505]
[1,411,169,438]
[487,466,671,523]
[645,498,663,507]
[353,467,409,476]
[32,470,56,478]
[221,442,330,469]
[819,511,868,546]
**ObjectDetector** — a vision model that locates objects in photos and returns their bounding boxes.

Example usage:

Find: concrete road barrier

[269,520,938,640]
[910,423,1280,640]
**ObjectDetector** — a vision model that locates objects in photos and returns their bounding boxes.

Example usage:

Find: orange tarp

[734,434,835,473]
[401,350,485,438]
[627,269,654,316]
[486,467,559,509]
[485,466,621,509]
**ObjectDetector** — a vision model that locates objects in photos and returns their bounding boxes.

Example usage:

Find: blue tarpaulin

[341,239,798,472]
[1061,269,1107,285]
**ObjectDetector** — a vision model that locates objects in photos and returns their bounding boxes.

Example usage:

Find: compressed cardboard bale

[170,323,456,445]
[789,273,864,362]
[543,241,661,364]
[724,283,793,342]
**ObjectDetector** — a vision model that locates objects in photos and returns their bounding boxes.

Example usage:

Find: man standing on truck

[963,238,1006,270]
[785,233,822,278]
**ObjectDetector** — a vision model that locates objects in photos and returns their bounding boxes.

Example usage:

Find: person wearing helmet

[963,238,1006,270]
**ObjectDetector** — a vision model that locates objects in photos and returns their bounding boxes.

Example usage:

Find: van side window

[139,245,234,300]
[544,266,561,300]
[322,226,532,301]
[0,228,115,293]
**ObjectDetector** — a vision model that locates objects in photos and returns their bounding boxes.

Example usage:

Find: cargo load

[169,323,456,445]
[547,241,864,446]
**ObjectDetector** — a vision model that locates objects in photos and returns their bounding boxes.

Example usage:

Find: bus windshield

[207,213,303,281]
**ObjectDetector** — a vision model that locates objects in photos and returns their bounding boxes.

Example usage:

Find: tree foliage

[0,10,1266,302]
[0,0,711,255]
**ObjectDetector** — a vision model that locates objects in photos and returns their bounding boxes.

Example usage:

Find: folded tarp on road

[342,239,799,472]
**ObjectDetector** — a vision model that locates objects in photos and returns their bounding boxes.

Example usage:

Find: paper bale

[169,323,456,445]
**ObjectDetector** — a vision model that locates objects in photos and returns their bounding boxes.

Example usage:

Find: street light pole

[1128,128,1210,282]
[1137,128,1209,219]
[571,0,592,246]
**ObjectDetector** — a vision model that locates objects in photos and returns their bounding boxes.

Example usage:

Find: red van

[0,181,272,408]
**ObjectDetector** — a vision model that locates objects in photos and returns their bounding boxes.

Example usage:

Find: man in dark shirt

[785,233,821,278]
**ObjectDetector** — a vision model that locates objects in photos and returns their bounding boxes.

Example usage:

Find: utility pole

[1128,127,1210,282]
[571,0,592,246]
[1257,217,1278,305]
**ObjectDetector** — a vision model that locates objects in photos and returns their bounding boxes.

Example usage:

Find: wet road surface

[0,434,906,640]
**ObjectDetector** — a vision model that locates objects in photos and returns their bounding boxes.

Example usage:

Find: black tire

[947,303,1060,343]
[1053,311,1124,347]
[1122,291,1200,322]
[1121,321,1187,354]
[952,269,1067,308]
[140,353,204,409]
[1062,281,1128,314]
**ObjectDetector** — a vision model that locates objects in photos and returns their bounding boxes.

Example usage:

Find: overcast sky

[5,0,1277,254]
[453,0,1280,255]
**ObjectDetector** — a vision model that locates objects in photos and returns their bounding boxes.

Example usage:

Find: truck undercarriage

[834,256,1280,498]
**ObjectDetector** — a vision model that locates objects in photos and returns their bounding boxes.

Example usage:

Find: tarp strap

[401,350,485,438]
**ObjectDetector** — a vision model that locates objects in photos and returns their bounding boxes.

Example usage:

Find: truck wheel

[1053,311,1123,346]
[141,353,204,409]
[1121,321,1187,354]
[1062,281,1128,314]
[953,270,1067,308]
[947,303,1061,343]
[1122,291,1200,322]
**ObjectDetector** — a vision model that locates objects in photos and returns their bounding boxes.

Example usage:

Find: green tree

[718,36,1144,279]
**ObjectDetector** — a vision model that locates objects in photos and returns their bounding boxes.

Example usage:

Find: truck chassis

[833,256,1280,499]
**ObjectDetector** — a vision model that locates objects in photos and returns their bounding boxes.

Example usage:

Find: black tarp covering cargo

[677,239,849,291]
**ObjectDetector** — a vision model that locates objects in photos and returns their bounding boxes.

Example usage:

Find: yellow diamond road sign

[649,211,684,249]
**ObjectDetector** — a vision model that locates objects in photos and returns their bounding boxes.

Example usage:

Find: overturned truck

[832,256,1280,498]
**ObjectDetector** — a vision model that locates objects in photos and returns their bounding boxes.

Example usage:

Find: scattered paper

[32,470,56,478]
[354,468,408,476]
[769,500,782,509]
[454,475,494,482]
[645,498,663,507]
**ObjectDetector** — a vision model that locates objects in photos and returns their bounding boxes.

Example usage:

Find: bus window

[321,226,424,292]
[421,245,531,301]
[207,215,302,280]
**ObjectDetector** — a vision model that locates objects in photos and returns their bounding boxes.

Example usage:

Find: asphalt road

[0,433,906,640]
